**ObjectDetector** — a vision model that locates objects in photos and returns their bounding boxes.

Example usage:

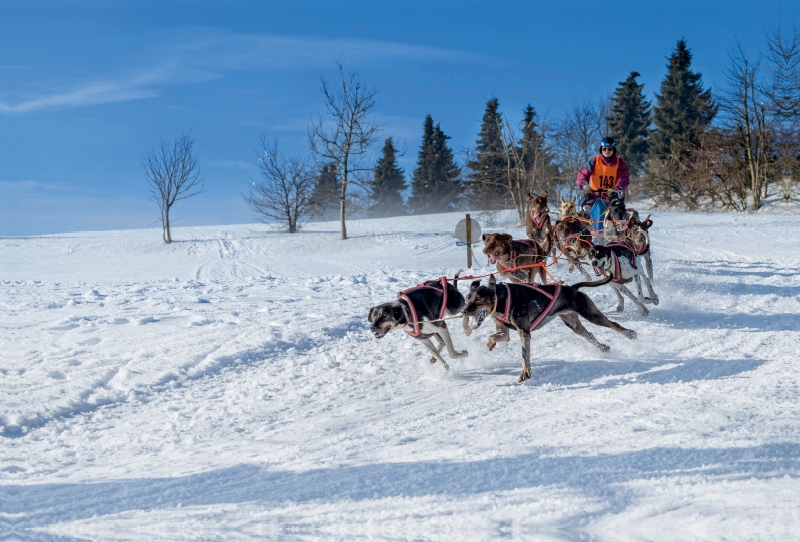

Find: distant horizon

[1,0,797,236]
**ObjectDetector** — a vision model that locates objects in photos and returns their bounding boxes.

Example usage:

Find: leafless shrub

[243,137,315,233]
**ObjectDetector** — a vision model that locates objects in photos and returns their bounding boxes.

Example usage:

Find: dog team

[369,192,658,383]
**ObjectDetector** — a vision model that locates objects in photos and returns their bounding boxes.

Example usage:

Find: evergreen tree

[310,162,340,220]
[368,137,407,218]
[466,98,507,208]
[408,115,461,214]
[650,39,717,158]
[608,71,652,176]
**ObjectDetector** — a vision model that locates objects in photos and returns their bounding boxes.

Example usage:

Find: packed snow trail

[0,208,798,540]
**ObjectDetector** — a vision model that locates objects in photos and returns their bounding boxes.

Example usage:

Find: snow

[1,207,798,540]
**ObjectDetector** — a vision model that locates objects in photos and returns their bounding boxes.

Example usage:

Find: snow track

[1,209,798,540]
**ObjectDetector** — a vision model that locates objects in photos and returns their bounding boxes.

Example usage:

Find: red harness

[627,229,648,254]
[595,242,636,284]
[529,209,547,230]
[397,277,449,338]
[497,239,540,274]
[494,282,562,332]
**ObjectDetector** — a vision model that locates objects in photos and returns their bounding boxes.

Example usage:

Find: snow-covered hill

[1,209,798,540]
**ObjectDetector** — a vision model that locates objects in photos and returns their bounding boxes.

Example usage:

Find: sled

[589,198,607,241]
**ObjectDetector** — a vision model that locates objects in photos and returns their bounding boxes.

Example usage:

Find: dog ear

[482,233,489,242]
[527,191,533,200]
[642,215,653,229]
[368,306,378,323]
[392,303,403,321]
[488,274,496,289]
[499,233,513,241]
[543,191,548,200]
[561,196,566,204]
[469,280,480,291]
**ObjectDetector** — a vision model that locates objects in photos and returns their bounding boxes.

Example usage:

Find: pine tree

[408,115,461,214]
[650,39,717,158]
[466,98,507,208]
[608,71,652,176]
[310,162,340,220]
[368,138,407,218]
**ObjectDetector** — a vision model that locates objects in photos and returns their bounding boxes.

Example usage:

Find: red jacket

[576,155,630,192]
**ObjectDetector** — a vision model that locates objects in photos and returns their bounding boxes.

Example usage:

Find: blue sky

[1,0,797,236]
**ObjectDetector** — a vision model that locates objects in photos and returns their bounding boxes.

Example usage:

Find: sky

[1,0,798,236]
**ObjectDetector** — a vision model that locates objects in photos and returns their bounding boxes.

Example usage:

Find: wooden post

[466,213,472,268]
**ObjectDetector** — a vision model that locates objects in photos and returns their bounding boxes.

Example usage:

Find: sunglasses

[601,147,614,152]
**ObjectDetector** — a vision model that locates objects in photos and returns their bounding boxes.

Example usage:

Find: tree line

[144,33,800,242]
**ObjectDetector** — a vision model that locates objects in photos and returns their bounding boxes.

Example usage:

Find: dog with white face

[587,244,659,316]
[368,273,469,370]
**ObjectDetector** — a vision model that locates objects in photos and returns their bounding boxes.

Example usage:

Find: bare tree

[642,134,714,210]
[719,42,773,210]
[309,60,381,240]
[243,136,315,233]
[765,28,800,199]
[495,114,557,224]
[552,96,611,200]
[143,133,205,244]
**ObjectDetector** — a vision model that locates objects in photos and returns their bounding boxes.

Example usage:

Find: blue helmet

[599,137,617,154]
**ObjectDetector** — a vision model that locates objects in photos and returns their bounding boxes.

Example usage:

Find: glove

[578,181,587,191]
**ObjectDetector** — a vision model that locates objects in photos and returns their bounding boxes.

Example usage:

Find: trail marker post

[455,214,481,269]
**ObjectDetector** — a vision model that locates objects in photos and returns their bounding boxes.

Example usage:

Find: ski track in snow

[0,208,799,540]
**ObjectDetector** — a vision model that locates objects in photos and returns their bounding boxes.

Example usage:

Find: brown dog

[526,191,553,259]
[482,233,548,285]
[560,196,580,218]
[552,216,593,279]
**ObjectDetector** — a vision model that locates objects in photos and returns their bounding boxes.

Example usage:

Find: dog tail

[452,269,463,288]
[571,275,613,290]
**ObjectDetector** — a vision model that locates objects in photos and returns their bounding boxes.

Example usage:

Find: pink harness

[494,282,562,332]
[595,241,636,284]
[397,277,449,338]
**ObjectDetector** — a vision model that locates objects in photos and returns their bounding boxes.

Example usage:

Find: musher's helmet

[599,136,617,154]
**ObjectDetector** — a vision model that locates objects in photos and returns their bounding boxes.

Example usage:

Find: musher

[576,136,630,214]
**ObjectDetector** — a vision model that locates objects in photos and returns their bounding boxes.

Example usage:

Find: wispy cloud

[0,29,492,115]
[0,180,75,192]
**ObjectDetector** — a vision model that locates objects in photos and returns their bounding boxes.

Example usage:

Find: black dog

[462,274,636,382]
[587,243,659,315]
[604,196,640,242]
[369,272,470,370]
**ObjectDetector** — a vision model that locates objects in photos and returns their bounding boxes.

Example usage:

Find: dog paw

[615,305,624,312]
[518,370,531,382]
[430,357,438,364]
[628,330,637,340]
[652,297,659,306]
[487,339,497,351]
[599,343,610,352]
[454,350,468,358]
[640,307,650,316]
